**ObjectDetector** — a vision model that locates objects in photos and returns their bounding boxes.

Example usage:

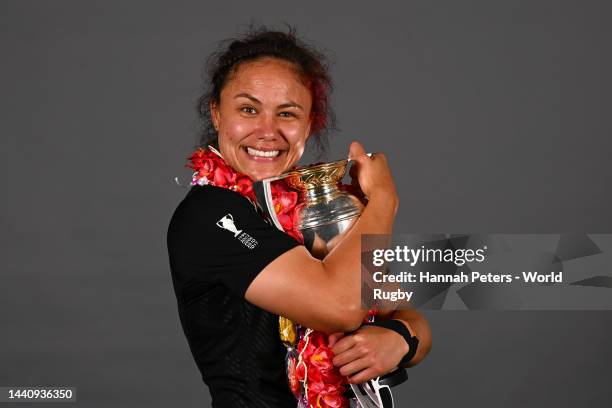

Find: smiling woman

[210,58,313,181]
[198,29,334,154]
[167,26,431,408]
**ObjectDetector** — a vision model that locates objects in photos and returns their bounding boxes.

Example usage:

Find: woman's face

[211,57,313,181]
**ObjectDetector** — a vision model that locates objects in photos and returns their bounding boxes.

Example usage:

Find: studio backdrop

[1,1,611,407]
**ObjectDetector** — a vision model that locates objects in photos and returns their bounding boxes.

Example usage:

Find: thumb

[327,332,345,347]
[348,141,367,161]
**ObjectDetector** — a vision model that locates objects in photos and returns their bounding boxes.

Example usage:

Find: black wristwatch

[364,319,419,367]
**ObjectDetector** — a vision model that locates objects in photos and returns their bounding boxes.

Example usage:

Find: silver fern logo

[216,214,258,249]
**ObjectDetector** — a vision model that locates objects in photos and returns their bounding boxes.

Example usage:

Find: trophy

[254,159,363,258]
[253,158,406,408]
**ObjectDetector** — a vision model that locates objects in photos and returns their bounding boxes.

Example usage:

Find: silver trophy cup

[253,159,363,258]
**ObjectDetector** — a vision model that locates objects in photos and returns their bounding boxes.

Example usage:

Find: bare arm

[245,142,398,333]
[329,307,432,383]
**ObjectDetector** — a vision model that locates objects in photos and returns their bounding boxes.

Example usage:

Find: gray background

[1,0,611,407]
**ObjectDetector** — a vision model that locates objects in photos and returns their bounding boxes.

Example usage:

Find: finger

[331,335,356,355]
[332,345,365,367]
[348,367,379,384]
[327,332,345,347]
[348,141,367,161]
[338,357,371,377]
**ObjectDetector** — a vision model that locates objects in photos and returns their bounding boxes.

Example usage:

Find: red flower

[318,385,348,408]
[285,203,305,242]
[274,190,298,215]
[234,175,255,202]
[186,148,217,181]
[296,330,348,408]
[187,148,247,192]
[307,381,347,408]
[309,346,334,371]
[277,213,294,233]
[270,180,303,243]
[212,161,236,187]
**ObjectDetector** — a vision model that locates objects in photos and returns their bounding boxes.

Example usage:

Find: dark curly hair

[197,26,335,151]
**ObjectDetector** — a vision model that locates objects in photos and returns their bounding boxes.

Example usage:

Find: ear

[210,100,220,131]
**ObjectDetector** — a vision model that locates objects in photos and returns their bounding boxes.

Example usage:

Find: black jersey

[167,185,299,408]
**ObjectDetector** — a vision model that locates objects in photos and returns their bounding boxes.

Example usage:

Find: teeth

[246,147,280,158]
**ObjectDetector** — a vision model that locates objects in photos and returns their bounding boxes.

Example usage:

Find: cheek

[286,133,306,164]
[220,120,252,143]
[282,123,309,148]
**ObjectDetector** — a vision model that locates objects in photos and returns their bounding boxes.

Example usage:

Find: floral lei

[186,147,354,408]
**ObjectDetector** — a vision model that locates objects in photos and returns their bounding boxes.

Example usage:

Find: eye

[279,111,296,118]
[240,106,257,114]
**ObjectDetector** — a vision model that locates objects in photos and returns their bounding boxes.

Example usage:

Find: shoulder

[168,185,258,237]
[173,185,254,219]
[184,184,251,207]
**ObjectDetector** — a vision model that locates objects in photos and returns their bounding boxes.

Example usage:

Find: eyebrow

[234,93,304,111]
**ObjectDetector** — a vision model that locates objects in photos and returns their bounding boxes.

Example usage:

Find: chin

[245,164,287,180]
[243,162,293,181]
[248,170,282,181]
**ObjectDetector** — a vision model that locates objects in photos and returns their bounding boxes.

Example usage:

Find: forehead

[222,58,312,102]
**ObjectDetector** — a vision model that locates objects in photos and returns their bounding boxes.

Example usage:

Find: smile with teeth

[246,147,281,158]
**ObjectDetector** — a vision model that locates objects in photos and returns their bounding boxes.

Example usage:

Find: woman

[167,28,431,408]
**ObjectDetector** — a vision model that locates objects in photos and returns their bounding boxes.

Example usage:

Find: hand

[330,325,409,384]
[327,332,345,347]
[347,141,398,206]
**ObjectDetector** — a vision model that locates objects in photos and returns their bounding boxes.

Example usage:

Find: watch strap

[364,319,419,367]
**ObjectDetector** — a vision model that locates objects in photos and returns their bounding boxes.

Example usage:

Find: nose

[256,113,279,140]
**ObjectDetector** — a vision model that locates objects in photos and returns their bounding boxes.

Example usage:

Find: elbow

[327,301,368,333]
[344,303,368,332]
[304,302,367,334]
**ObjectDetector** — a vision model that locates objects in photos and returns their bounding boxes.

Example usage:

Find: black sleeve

[167,185,300,297]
